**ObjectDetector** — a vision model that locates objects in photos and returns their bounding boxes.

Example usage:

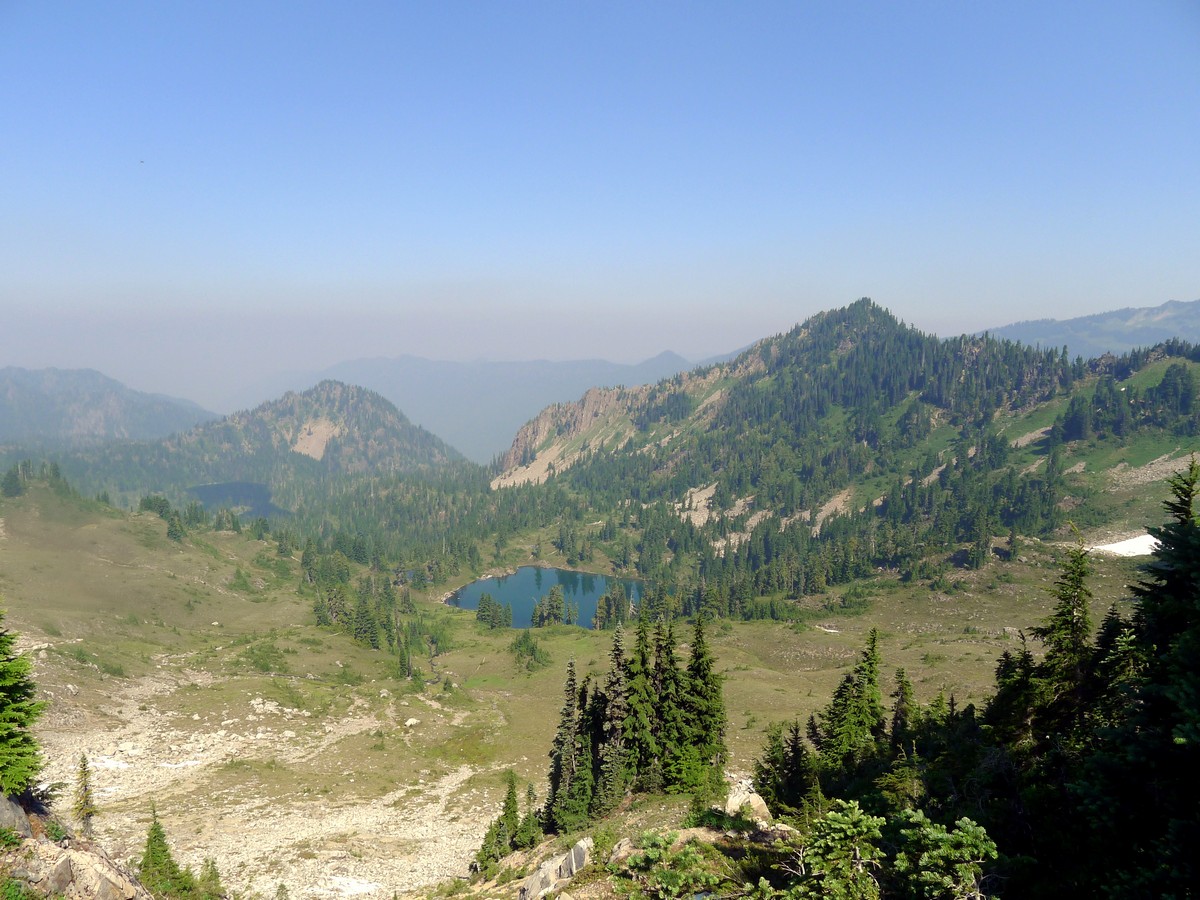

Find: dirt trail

[33,656,489,899]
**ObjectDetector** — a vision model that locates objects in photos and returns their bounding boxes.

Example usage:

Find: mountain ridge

[230,351,701,463]
[0,366,217,444]
[985,297,1200,359]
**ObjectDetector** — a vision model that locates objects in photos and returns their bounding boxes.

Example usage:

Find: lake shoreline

[445,565,645,630]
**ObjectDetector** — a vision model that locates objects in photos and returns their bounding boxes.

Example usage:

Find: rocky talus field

[25,640,499,899]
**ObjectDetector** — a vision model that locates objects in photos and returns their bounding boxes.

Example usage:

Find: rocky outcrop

[0,796,32,838]
[1,796,153,900]
[496,387,635,476]
[724,779,773,823]
[2,839,154,900]
[517,836,593,900]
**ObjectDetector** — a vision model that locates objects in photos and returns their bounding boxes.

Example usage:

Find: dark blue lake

[449,567,644,629]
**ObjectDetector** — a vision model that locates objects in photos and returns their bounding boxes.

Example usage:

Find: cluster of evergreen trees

[308,558,449,681]
[473,613,728,874]
[531,584,576,626]
[752,462,1200,897]
[1057,356,1200,442]
[138,809,228,900]
[138,493,243,544]
[473,771,543,875]
[543,615,726,834]
[475,592,513,628]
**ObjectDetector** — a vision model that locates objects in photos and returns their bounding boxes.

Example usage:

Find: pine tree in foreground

[0,607,46,796]
[545,658,579,830]
[138,808,195,898]
[592,625,630,816]
[624,615,661,791]
[679,614,726,796]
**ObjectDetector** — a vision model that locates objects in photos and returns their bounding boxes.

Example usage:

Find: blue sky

[2,1,1198,410]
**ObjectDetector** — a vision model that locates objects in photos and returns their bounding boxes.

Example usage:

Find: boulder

[724,779,772,823]
[517,836,593,900]
[1,838,154,900]
[0,795,31,837]
[608,836,636,864]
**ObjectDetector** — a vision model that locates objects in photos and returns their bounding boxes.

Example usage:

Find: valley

[0,472,1146,897]
[1,300,1198,899]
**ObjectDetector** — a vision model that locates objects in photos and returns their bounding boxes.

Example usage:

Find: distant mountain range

[0,367,217,445]
[985,298,1200,360]
[7,298,1198,470]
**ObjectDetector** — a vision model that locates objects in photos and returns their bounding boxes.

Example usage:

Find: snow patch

[1089,534,1159,557]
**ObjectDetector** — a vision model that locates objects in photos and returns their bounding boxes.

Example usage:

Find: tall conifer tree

[653,618,689,790]
[592,625,630,815]
[546,659,579,830]
[624,615,660,790]
[681,614,726,793]
[0,609,45,795]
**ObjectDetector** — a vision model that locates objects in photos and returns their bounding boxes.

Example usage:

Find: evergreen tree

[1,466,22,498]
[165,513,186,543]
[813,630,886,782]
[196,858,226,900]
[1081,458,1200,895]
[513,784,543,849]
[792,800,885,900]
[653,618,689,790]
[73,753,98,838]
[546,659,579,828]
[352,587,379,648]
[679,614,726,794]
[313,593,331,627]
[558,729,594,831]
[473,771,521,872]
[139,808,195,898]
[498,769,520,843]
[624,615,660,791]
[889,668,915,751]
[892,811,997,900]
[1031,542,1094,686]
[592,625,630,816]
[0,609,45,795]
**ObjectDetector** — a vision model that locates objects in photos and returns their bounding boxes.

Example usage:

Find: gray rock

[609,837,636,864]
[556,836,591,879]
[1,839,153,900]
[724,779,772,823]
[47,854,74,894]
[517,866,555,900]
[0,795,31,837]
[518,836,594,900]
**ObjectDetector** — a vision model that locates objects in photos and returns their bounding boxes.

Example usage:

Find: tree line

[749,461,1200,897]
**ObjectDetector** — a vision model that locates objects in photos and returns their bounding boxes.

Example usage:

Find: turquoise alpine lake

[448,566,644,629]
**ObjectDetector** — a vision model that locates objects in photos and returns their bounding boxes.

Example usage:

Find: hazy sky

[3,2,1198,411]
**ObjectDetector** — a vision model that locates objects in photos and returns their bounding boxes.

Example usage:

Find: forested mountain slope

[475,299,1200,615]
[50,380,465,509]
[497,298,1076,498]
[0,366,216,443]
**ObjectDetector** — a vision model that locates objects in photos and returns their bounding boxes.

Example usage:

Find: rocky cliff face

[492,386,645,487]
[1,797,154,900]
[490,335,773,489]
[497,387,633,470]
